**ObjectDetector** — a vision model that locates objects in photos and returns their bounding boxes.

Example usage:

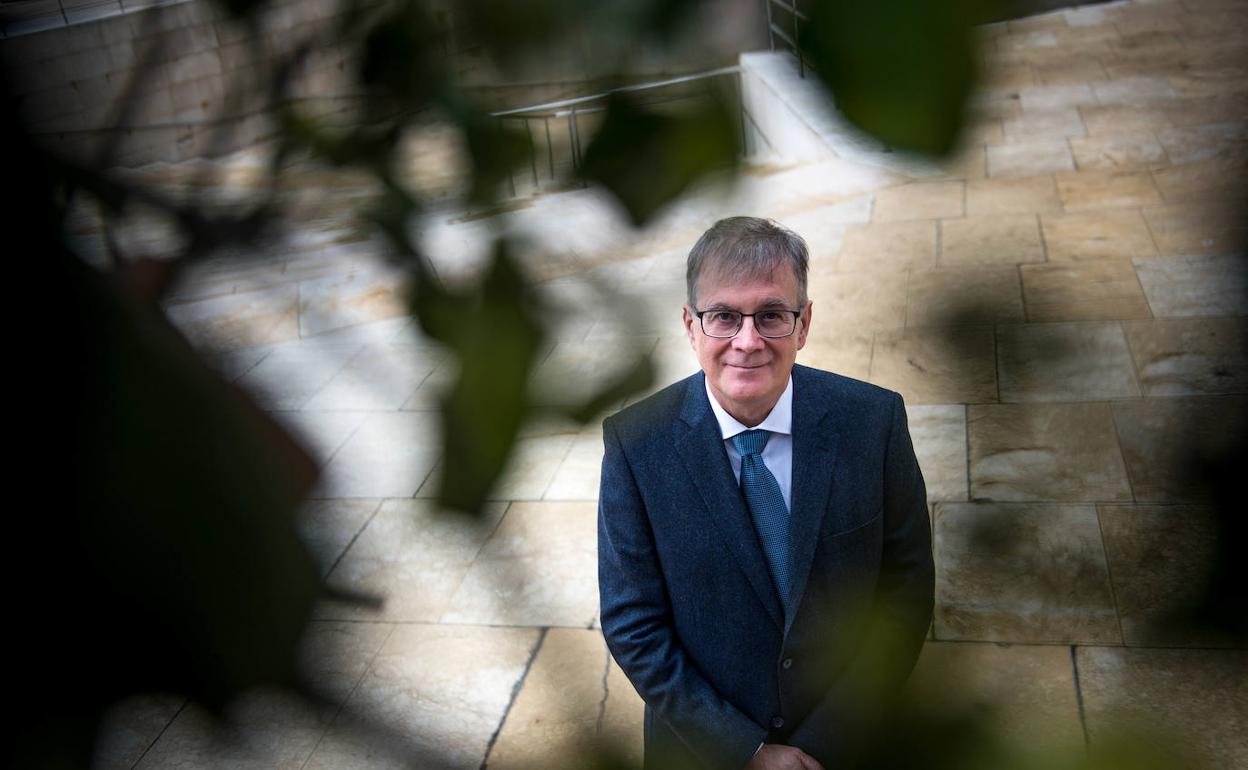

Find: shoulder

[791,363,907,442]
[602,371,699,444]
[793,363,902,410]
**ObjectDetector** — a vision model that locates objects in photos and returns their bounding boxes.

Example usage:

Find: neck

[718,394,779,429]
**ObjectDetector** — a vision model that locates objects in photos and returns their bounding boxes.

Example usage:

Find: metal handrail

[765,0,808,78]
[489,65,747,199]
[491,65,741,117]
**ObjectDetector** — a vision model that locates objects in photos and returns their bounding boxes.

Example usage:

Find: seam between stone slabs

[1116,318,1147,397]
[991,322,1002,404]
[595,643,612,738]
[324,498,385,579]
[1104,397,1139,504]
[1126,250,1156,319]
[1013,264,1028,324]
[1094,504,1130,645]
[539,434,582,501]
[1069,645,1091,750]
[481,626,549,770]
[129,697,189,770]
[434,501,515,625]
[299,623,400,770]
[1033,210,1051,263]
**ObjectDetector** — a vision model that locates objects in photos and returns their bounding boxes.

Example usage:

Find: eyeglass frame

[691,307,805,339]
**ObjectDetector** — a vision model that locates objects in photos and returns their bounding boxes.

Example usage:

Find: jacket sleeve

[598,416,769,770]
[785,391,935,766]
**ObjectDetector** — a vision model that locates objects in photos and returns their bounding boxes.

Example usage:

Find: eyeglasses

[693,308,802,338]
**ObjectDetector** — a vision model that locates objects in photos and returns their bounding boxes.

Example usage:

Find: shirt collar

[703,373,794,439]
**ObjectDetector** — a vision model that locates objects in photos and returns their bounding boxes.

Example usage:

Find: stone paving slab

[933,502,1119,644]
[870,325,998,404]
[318,499,506,623]
[310,624,542,769]
[968,402,1132,501]
[905,267,1024,327]
[442,501,599,627]
[996,320,1142,402]
[1097,503,1230,647]
[1077,646,1248,770]
[904,641,1084,747]
[88,0,1248,764]
[481,631,647,768]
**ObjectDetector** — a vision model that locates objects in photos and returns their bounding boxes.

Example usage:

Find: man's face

[683,263,812,425]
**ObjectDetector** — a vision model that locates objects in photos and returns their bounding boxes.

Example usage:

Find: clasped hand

[745,744,825,770]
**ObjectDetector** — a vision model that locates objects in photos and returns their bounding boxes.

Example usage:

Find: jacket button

[782,658,793,669]
[771,716,785,729]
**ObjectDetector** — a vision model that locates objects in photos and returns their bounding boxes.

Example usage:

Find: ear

[796,300,813,350]
[682,305,697,347]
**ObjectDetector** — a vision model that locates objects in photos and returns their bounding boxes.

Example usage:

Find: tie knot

[732,429,770,457]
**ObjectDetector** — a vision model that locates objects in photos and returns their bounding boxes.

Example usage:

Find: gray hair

[686,216,809,308]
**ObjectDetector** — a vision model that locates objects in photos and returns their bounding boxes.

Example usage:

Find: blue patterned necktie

[732,429,791,614]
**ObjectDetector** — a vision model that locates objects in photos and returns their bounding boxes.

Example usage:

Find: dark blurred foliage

[5,0,1244,766]
[7,71,321,767]
[582,91,741,225]
[799,0,983,156]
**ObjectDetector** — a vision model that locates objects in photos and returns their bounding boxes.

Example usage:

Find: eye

[758,311,785,323]
[710,311,738,323]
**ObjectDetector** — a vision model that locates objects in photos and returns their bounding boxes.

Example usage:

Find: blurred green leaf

[458,0,701,69]
[457,0,576,62]
[361,0,449,111]
[412,239,546,514]
[563,354,655,425]
[441,93,534,206]
[74,255,321,708]
[212,0,270,20]
[581,91,739,226]
[801,0,984,156]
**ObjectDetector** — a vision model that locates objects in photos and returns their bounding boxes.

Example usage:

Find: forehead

[695,263,799,305]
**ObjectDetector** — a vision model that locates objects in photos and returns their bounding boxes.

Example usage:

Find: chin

[723,380,771,403]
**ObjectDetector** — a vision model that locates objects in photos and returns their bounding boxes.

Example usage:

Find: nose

[731,315,766,352]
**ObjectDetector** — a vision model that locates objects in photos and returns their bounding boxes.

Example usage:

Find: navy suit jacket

[597,363,934,770]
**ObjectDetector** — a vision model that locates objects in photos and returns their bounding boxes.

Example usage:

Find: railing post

[489,65,744,200]
[544,117,554,181]
[526,119,538,188]
[735,70,748,157]
[501,117,516,197]
[570,106,583,185]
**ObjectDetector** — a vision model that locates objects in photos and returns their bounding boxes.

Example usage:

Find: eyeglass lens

[702,311,794,338]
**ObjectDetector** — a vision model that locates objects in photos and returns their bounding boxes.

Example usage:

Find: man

[597,217,934,770]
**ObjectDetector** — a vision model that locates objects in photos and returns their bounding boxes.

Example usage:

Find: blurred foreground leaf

[802,0,984,156]
[412,239,547,514]
[444,94,535,206]
[8,66,324,765]
[457,0,701,69]
[74,256,321,708]
[582,91,740,225]
[361,0,449,112]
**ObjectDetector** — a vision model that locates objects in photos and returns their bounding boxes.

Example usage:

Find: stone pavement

[85,0,1246,767]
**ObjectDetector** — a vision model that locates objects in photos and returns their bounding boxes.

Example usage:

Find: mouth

[727,362,768,370]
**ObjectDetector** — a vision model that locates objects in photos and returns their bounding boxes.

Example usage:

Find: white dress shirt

[704,374,794,758]
[704,374,794,513]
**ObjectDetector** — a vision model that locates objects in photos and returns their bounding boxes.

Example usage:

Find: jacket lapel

[785,365,839,638]
[675,373,785,631]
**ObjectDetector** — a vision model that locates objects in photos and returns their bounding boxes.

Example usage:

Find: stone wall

[1,0,377,166]
[1,0,766,168]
